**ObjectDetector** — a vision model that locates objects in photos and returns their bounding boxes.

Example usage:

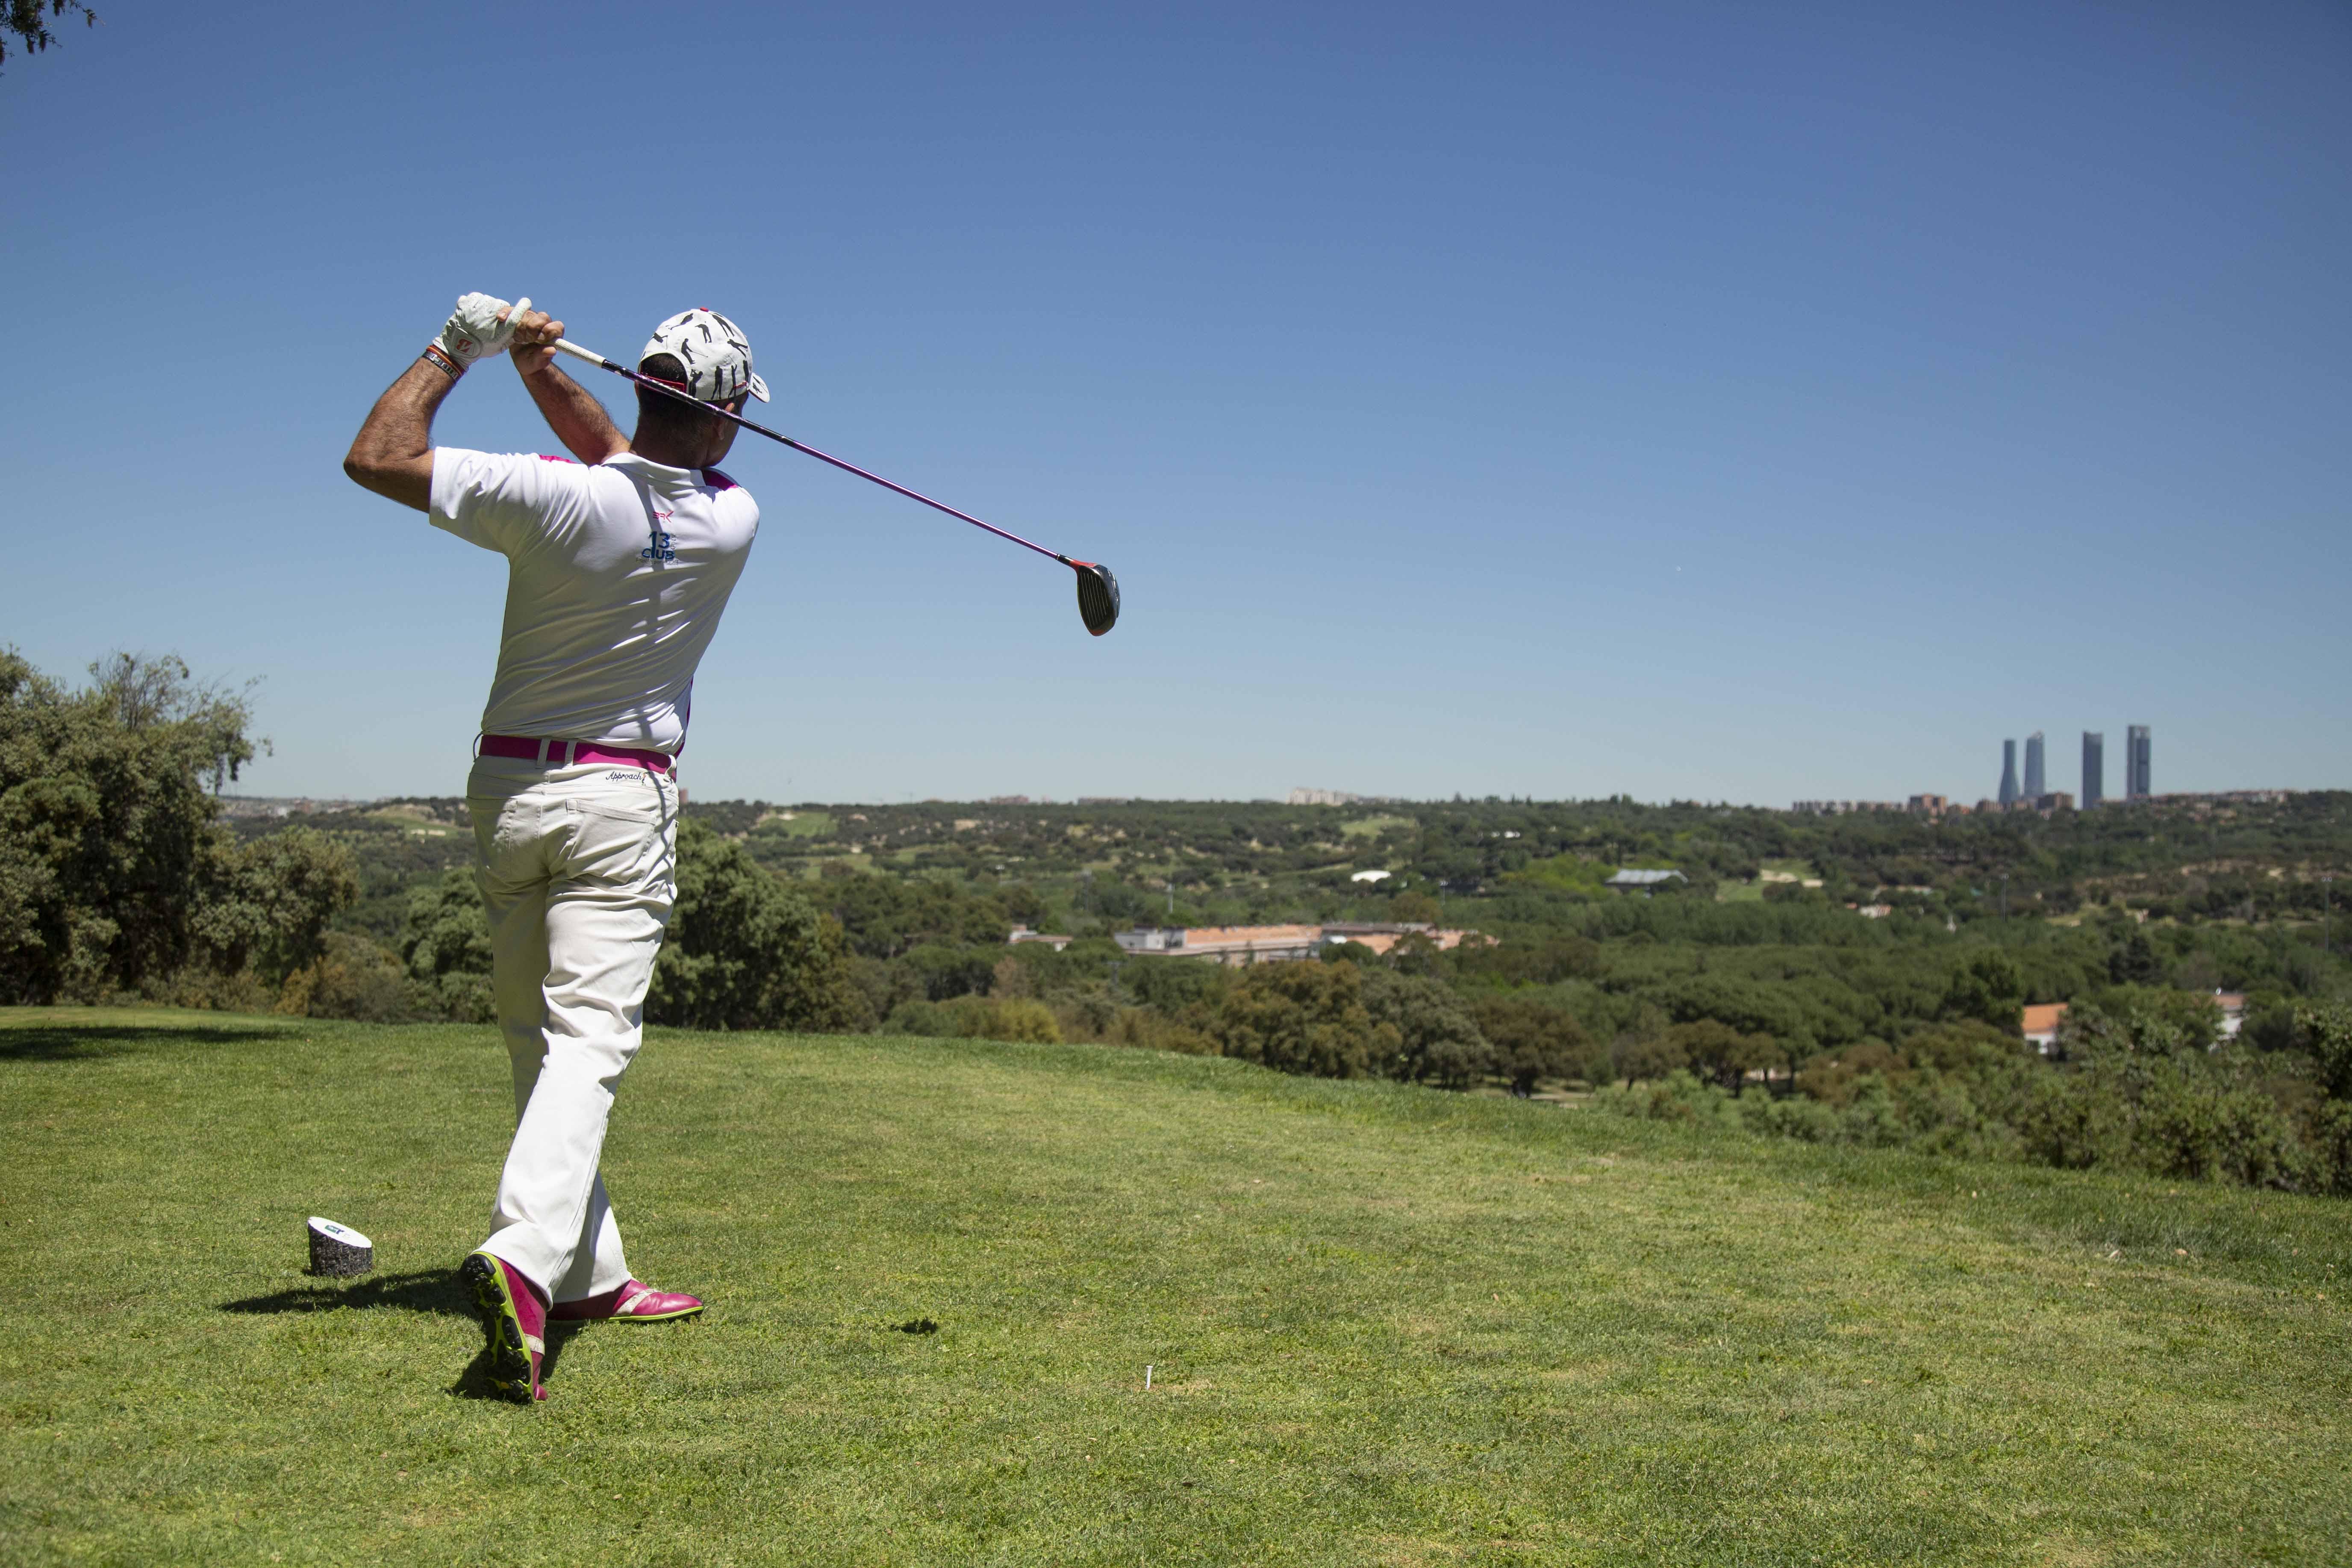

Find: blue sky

[4,1,2345,805]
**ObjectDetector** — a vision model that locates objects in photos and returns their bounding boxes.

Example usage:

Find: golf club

[538,328,1120,636]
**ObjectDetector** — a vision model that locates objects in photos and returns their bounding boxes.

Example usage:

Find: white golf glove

[425,292,521,374]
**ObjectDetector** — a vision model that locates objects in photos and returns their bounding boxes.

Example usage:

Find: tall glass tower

[2127,725,2151,799]
[2082,731,2105,809]
[2024,732,2046,798]
[1998,740,2019,806]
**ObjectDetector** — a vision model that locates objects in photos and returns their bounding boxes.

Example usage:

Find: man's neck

[627,431,706,470]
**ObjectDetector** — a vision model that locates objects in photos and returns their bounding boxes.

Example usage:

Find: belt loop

[564,741,577,767]
[536,737,550,765]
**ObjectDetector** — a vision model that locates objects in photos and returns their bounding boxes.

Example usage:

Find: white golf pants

[466,755,680,1304]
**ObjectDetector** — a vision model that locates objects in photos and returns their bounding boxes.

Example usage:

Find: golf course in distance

[2,1011,2344,1566]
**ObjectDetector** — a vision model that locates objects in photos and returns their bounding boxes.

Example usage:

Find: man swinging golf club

[345,292,766,1403]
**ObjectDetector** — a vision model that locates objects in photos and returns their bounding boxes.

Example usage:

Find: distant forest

[7,649,2347,1194]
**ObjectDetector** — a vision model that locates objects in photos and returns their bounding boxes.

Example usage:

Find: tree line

[9,648,2348,1196]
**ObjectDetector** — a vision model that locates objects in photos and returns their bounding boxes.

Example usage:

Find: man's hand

[509,306,568,379]
[426,292,524,376]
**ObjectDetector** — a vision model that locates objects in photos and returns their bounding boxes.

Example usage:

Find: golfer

[344,293,766,1403]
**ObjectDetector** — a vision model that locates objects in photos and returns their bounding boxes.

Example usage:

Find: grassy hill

[3,1010,2346,1565]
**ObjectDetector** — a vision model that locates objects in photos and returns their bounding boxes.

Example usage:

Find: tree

[1667,1018,1778,1095]
[1941,950,2025,1029]
[1471,994,1595,1094]
[2296,1003,2352,1101]
[1361,967,1490,1086]
[2109,928,2162,986]
[1389,890,1442,924]
[1215,959,1380,1078]
[3,1,96,71]
[400,869,494,1022]
[0,651,280,1003]
[648,819,868,1033]
[1614,1032,1688,1085]
[192,826,357,985]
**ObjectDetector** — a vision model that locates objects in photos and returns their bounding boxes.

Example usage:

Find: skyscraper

[2082,731,2105,809]
[1998,739,2019,806]
[2024,731,2046,798]
[2127,725,2151,800]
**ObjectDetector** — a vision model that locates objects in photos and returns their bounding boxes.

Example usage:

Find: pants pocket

[564,800,676,894]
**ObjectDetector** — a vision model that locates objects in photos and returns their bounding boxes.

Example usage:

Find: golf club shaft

[545,337,1072,567]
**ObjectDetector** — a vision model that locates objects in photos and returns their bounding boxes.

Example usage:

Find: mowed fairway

[2,1012,2346,1566]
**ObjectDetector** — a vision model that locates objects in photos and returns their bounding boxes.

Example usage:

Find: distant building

[1320,923,1490,956]
[1115,922,1485,966]
[1907,794,1949,815]
[1349,869,1391,884]
[1605,868,1687,891]
[1998,740,2019,806]
[2216,991,2246,1038]
[2024,731,2046,798]
[2021,1002,2069,1054]
[2127,725,2152,800]
[2081,732,2105,809]
[1007,928,1074,950]
[1289,787,1365,806]
[2031,791,2075,813]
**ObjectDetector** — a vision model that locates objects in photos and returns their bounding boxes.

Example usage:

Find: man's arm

[511,308,630,464]
[343,293,525,512]
[342,356,462,512]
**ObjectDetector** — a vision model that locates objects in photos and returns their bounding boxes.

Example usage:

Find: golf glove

[427,292,520,373]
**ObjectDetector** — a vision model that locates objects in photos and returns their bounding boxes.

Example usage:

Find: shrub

[2311,1100,2352,1197]
[280,932,415,1023]
[884,995,1062,1044]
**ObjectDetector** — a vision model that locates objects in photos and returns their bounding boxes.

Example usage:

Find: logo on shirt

[642,507,677,563]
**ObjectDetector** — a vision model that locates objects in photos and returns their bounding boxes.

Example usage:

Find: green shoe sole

[460,1251,542,1403]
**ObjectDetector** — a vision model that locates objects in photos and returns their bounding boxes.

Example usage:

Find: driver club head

[1073,562,1120,636]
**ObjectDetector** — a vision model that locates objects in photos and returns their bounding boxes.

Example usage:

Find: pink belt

[478,734,675,775]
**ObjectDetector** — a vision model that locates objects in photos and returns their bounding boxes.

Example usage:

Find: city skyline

[1993,724,2156,812]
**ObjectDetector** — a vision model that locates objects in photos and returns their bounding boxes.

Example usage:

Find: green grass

[2,1010,2347,1566]
[751,809,835,839]
[1720,860,1822,903]
[1339,814,1418,841]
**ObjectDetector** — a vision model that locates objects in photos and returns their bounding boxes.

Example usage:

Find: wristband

[421,343,465,379]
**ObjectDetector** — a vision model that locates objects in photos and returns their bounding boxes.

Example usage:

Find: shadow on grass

[447,1321,587,1403]
[216,1267,589,1403]
[218,1268,473,1318]
[0,1024,290,1063]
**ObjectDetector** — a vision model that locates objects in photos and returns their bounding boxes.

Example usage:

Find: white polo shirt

[429,449,759,755]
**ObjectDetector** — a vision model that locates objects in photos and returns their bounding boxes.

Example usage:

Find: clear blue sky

[4,1,2345,805]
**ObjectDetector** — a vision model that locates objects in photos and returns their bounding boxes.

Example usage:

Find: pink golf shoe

[549,1279,705,1323]
[460,1250,549,1403]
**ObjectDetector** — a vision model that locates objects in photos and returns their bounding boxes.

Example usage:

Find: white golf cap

[641,308,769,403]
